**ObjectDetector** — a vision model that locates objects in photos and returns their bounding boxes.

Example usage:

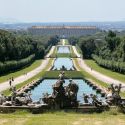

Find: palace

[28,26,99,37]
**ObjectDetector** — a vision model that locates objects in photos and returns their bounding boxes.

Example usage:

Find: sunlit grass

[73,58,125,97]
[43,71,83,78]
[85,59,125,83]
[0,110,125,125]
[2,59,53,95]
[0,59,42,83]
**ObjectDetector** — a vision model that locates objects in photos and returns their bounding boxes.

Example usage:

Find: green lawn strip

[76,44,82,54]
[120,92,125,97]
[2,59,53,96]
[59,39,69,45]
[74,59,125,97]
[43,71,83,79]
[70,46,77,57]
[64,39,69,45]
[56,53,72,57]
[0,59,42,83]
[0,110,125,125]
[85,59,125,83]
[50,46,57,58]
[74,59,109,87]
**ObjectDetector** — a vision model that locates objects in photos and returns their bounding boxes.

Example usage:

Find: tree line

[0,29,59,75]
[69,31,125,74]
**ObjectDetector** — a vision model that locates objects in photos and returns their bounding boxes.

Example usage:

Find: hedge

[92,54,125,74]
[0,54,35,75]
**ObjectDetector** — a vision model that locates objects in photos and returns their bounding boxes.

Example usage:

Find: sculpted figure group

[0,72,124,109]
[42,71,79,109]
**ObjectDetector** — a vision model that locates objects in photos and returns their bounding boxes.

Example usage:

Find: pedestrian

[12,77,14,81]
[9,80,12,87]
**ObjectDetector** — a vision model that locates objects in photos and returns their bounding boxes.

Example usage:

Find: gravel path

[46,46,55,58]
[0,46,55,92]
[72,46,125,89]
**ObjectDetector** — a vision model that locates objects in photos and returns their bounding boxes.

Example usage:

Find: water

[57,46,70,53]
[52,58,75,70]
[30,79,104,103]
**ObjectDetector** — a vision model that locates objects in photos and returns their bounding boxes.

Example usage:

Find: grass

[50,46,57,57]
[1,42,125,124]
[70,46,78,57]
[0,59,42,83]
[76,44,82,54]
[56,53,72,57]
[73,59,108,88]
[43,71,83,79]
[85,59,125,83]
[2,59,53,95]
[64,39,69,45]
[74,58,125,97]
[59,39,69,45]
[0,110,125,125]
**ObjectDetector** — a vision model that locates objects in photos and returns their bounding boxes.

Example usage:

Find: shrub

[92,54,125,74]
[0,54,35,75]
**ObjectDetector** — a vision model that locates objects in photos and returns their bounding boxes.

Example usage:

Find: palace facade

[28,26,99,37]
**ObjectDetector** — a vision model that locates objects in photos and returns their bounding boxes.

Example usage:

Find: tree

[78,38,96,59]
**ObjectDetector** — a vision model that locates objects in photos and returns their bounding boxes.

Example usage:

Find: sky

[0,0,125,23]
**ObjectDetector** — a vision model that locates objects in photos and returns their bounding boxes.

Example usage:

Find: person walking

[12,77,14,81]
[9,80,12,87]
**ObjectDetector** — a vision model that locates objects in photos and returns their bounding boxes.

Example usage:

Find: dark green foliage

[68,36,97,59]
[0,30,41,61]
[69,31,125,74]
[0,54,35,74]
[92,54,125,73]
[48,35,59,46]
[68,37,78,45]
[35,45,45,59]
[92,31,125,74]
[105,31,121,52]
[78,38,96,59]
[0,30,59,75]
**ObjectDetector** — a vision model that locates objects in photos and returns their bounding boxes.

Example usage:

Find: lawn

[43,71,83,78]
[0,59,42,83]
[2,59,53,95]
[64,39,69,45]
[85,59,125,83]
[50,46,57,57]
[57,53,72,57]
[0,110,125,125]
[59,39,69,45]
[73,59,108,88]
[76,44,82,54]
[70,46,78,58]
[73,58,125,97]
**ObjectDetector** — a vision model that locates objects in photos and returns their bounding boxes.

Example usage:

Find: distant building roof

[31,26,97,30]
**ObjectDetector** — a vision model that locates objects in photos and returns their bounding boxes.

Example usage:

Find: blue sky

[0,0,125,22]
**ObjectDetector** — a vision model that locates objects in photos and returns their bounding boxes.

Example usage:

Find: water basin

[52,58,75,70]
[30,79,105,103]
[57,46,70,53]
